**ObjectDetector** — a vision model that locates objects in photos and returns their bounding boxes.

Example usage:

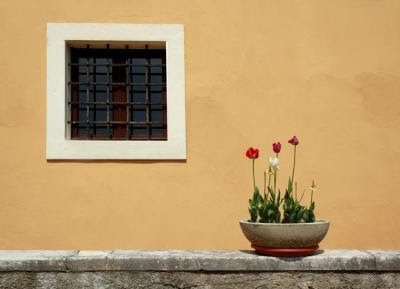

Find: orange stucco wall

[0,0,400,249]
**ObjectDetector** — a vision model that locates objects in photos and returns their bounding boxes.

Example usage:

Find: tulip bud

[272,142,281,154]
[288,136,299,146]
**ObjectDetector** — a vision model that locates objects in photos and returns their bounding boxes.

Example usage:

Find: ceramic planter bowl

[239,220,330,256]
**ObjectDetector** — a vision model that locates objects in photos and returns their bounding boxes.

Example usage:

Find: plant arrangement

[246,136,316,224]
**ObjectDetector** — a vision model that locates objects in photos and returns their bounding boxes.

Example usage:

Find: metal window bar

[69,63,166,67]
[126,45,131,139]
[86,45,90,139]
[68,44,167,140]
[106,45,111,139]
[93,54,97,137]
[161,53,168,139]
[68,81,166,86]
[145,44,150,139]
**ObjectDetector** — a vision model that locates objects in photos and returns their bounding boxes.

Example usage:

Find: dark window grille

[68,44,167,140]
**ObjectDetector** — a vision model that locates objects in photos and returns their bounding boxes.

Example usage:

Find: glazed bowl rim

[240,219,329,225]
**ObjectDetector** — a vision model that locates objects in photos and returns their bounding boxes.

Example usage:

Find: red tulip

[245,147,259,159]
[272,142,281,154]
[288,136,299,146]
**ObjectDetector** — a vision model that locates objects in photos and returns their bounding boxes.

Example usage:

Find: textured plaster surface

[1,0,400,250]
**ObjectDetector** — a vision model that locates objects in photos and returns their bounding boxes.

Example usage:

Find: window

[47,24,186,159]
[69,44,167,140]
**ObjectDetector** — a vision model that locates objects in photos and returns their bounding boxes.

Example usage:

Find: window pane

[150,92,162,104]
[96,58,108,65]
[132,109,146,122]
[70,46,166,140]
[132,74,145,83]
[150,58,162,65]
[79,66,88,73]
[151,110,162,122]
[131,125,149,139]
[96,74,109,84]
[132,58,146,65]
[94,125,108,137]
[150,75,162,83]
[150,85,162,92]
[150,66,162,73]
[94,105,107,121]
[132,85,146,92]
[132,66,146,74]
[132,92,146,102]
[151,127,165,138]
[96,65,108,74]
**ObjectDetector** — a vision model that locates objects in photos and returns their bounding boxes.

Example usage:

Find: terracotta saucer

[251,244,319,257]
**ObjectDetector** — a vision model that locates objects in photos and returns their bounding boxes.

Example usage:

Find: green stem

[299,190,305,202]
[274,153,278,194]
[252,159,256,192]
[268,169,271,188]
[291,146,297,183]
[263,170,266,196]
[310,181,315,205]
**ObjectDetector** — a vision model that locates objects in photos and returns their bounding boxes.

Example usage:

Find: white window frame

[46,23,186,159]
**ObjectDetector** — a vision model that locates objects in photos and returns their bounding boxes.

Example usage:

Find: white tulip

[269,156,279,169]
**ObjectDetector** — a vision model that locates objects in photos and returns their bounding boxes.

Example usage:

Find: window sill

[46,139,186,160]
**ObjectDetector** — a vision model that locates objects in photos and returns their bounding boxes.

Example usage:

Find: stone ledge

[0,250,399,272]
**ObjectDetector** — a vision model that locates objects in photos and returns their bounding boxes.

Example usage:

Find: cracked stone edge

[0,250,398,272]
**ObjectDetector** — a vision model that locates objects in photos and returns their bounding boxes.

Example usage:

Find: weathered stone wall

[0,250,399,289]
[1,271,399,289]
